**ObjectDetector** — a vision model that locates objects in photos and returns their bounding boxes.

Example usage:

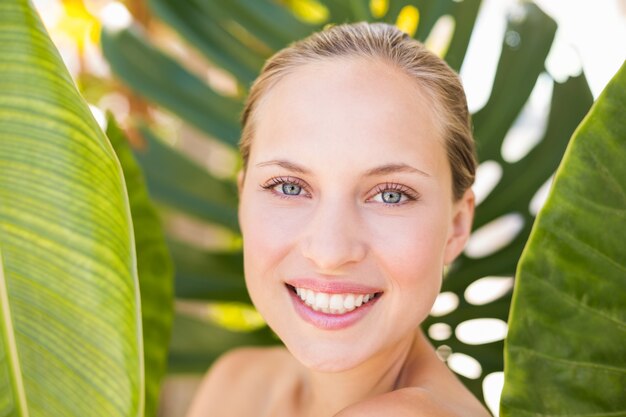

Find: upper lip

[285,277,384,294]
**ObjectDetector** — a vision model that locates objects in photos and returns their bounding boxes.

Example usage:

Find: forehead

[250,57,447,175]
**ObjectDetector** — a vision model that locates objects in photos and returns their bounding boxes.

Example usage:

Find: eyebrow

[256,159,309,174]
[255,159,431,177]
[363,163,431,178]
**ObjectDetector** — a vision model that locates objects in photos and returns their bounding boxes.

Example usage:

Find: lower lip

[287,286,381,330]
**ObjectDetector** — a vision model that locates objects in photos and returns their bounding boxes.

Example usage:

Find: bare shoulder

[185,346,293,417]
[334,330,492,417]
[334,387,491,417]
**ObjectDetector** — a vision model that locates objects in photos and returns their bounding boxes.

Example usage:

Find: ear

[443,188,475,265]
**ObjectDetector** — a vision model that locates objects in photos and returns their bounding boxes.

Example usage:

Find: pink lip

[285,284,383,330]
[284,278,383,294]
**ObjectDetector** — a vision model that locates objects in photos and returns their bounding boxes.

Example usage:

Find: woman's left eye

[280,183,302,196]
[369,183,419,205]
[376,190,405,204]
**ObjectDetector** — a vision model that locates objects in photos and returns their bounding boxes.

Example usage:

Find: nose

[300,196,367,273]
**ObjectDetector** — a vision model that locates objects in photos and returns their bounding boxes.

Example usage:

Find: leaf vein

[528,270,626,332]
[550,226,626,276]
[508,345,626,374]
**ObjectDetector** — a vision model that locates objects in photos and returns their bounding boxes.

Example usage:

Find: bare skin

[185,328,490,417]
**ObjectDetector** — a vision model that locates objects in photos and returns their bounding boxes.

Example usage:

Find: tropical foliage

[0,1,143,415]
[501,61,626,416]
[100,0,593,404]
[106,116,174,417]
[0,1,173,416]
[4,0,620,416]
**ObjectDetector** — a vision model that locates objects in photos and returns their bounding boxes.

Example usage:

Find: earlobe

[443,188,475,265]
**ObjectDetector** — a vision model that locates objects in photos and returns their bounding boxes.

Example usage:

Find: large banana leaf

[106,116,174,417]
[500,62,626,415]
[0,1,142,416]
[100,0,594,404]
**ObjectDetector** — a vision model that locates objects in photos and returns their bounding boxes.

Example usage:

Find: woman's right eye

[260,177,309,198]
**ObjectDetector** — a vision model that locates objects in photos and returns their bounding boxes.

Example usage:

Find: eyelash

[260,176,311,200]
[370,182,420,205]
[259,177,420,206]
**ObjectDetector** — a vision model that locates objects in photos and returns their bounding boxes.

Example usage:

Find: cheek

[239,195,307,292]
[366,207,449,314]
[368,208,448,270]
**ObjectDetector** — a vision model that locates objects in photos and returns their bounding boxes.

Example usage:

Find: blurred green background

[31,0,625,415]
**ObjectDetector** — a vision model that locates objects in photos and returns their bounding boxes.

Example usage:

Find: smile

[285,283,383,330]
[293,286,377,314]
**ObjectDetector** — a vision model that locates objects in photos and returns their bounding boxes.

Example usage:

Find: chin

[284,337,375,372]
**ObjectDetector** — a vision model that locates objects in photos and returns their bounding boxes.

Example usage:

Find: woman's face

[238,57,474,372]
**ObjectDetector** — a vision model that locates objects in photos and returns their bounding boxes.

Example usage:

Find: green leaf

[133,127,240,232]
[151,0,313,55]
[414,0,455,41]
[315,0,354,24]
[473,3,557,161]
[349,0,373,21]
[106,115,173,417]
[501,62,626,415]
[100,25,243,147]
[168,239,248,303]
[0,2,142,416]
[444,0,482,71]
[167,313,278,373]
[474,73,593,229]
[147,0,267,85]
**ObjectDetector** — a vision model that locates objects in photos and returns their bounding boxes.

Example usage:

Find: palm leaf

[100,27,242,146]
[167,313,277,374]
[133,127,239,231]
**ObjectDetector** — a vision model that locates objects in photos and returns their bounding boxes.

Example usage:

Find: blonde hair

[239,22,476,200]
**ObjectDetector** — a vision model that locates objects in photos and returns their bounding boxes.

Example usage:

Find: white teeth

[355,295,363,307]
[315,293,329,310]
[305,290,315,306]
[293,287,378,315]
[329,294,343,310]
[343,294,355,311]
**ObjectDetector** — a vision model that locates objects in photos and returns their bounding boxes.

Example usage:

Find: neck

[299,329,420,417]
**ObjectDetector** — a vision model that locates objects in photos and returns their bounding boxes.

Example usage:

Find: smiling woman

[186,22,490,417]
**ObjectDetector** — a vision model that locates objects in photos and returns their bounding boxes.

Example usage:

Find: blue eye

[260,176,309,199]
[281,183,302,195]
[381,190,402,204]
[370,183,418,205]
[372,190,407,204]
